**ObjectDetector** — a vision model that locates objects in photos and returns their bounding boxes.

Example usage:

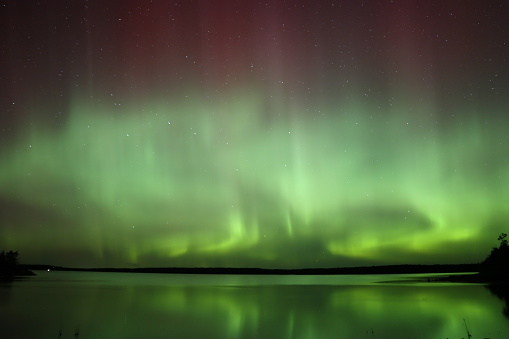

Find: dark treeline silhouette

[0,250,35,278]
[0,250,19,268]
[481,233,509,281]
[479,233,509,319]
[6,233,509,279]
[24,263,481,276]
[424,233,509,284]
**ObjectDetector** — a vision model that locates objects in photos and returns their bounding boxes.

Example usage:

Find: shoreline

[24,263,480,276]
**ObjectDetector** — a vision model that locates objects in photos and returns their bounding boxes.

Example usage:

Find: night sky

[1,0,508,268]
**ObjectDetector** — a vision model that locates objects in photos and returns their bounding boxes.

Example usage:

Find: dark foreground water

[1,271,508,339]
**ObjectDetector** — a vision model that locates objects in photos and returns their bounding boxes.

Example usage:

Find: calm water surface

[1,271,508,338]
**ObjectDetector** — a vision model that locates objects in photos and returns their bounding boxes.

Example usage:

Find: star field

[1,1,509,268]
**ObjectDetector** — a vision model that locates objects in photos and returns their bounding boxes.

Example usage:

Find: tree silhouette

[498,233,508,247]
[0,250,34,278]
[0,250,19,269]
[482,233,509,280]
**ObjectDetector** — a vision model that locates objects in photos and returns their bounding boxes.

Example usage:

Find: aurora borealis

[1,1,508,268]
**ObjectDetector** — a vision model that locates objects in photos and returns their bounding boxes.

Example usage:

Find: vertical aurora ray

[1,1,508,267]
[1,90,508,267]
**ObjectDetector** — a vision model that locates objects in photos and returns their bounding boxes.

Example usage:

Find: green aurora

[1,1,509,268]
[1,88,508,267]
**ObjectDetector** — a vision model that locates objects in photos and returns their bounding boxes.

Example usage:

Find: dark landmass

[0,266,36,279]
[24,263,480,276]
[431,233,509,285]
[0,250,35,280]
[10,233,509,284]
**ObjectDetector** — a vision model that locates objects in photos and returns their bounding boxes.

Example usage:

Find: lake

[1,271,508,338]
